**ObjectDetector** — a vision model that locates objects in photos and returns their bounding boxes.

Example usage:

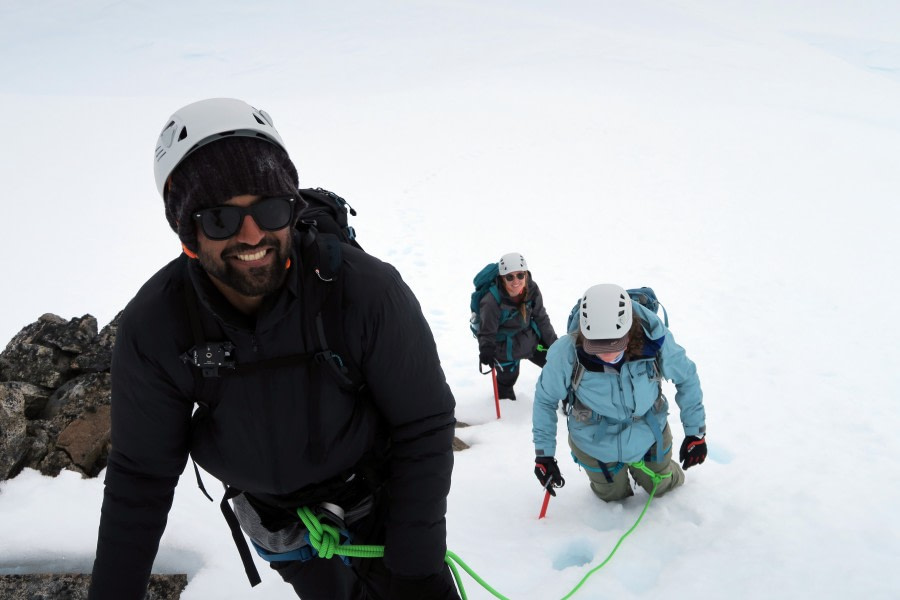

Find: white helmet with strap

[579,284,633,339]
[498,252,528,275]
[153,98,287,198]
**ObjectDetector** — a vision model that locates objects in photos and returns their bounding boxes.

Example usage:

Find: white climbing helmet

[579,284,633,340]
[498,252,528,275]
[153,98,287,198]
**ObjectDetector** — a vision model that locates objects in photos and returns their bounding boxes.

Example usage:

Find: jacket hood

[634,301,666,342]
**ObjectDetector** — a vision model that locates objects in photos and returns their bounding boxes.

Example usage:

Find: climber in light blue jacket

[532,284,707,502]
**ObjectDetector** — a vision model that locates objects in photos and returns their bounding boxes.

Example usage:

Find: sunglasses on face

[504,272,527,282]
[192,196,296,241]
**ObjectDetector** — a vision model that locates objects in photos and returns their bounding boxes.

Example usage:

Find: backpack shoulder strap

[488,283,501,304]
[561,337,584,415]
[299,228,364,392]
[181,280,236,378]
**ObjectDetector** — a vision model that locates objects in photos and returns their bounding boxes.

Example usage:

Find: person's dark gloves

[479,349,495,367]
[679,435,707,470]
[389,570,460,600]
[534,456,565,496]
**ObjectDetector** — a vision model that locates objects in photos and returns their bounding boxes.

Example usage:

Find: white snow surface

[1,1,899,598]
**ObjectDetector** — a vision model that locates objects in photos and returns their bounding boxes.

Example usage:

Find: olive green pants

[568,424,685,502]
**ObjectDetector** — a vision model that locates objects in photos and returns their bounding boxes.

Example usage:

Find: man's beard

[198,234,291,298]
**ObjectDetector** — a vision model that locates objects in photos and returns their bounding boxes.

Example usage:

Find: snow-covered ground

[1,2,899,598]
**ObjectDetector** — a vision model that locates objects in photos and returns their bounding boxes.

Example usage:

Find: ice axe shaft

[538,491,552,519]
[491,366,501,419]
[538,479,552,519]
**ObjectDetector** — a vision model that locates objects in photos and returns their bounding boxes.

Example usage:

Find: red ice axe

[538,478,552,519]
[479,360,501,419]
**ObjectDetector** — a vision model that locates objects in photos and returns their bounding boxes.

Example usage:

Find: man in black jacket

[88,98,460,600]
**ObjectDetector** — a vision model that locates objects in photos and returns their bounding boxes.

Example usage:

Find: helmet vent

[177,127,188,142]
[253,114,265,125]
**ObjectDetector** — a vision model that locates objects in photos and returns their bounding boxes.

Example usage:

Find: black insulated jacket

[88,234,456,599]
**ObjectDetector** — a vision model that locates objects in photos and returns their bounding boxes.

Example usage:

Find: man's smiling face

[195,194,292,310]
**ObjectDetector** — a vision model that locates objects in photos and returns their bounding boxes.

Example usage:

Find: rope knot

[308,522,341,558]
[297,506,342,559]
[628,460,672,484]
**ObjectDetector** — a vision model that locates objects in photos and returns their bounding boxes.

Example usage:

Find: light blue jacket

[532,302,705,464]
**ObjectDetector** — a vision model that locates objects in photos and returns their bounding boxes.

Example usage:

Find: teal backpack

[469,263,502,336]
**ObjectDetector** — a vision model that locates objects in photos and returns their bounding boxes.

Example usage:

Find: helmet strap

[181,243,199,259]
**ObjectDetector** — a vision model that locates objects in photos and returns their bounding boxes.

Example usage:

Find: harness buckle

[316,502,347,531]
[315,502,353,565]
[181,342,236,378]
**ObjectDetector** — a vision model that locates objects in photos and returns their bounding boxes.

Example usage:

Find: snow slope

[1,2,899,598]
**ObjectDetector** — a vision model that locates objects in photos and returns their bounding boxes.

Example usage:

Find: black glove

[479,349,495,367]
[679,435,707,470]
[534,456,565,496]
[389,570,460,600]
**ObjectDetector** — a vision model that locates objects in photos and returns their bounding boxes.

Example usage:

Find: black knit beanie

[164,136,301,251]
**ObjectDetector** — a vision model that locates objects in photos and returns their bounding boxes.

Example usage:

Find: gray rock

[0,385,29,480]
[0,342,72,389]
[71,312,121,374]
[0,382,52,420]
[0,314,113,482]
[41,373,111,421]
[0,573,188,599]
[0,314,98,387]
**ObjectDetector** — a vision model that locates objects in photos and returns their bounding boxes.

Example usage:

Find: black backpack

[297,187,363,250]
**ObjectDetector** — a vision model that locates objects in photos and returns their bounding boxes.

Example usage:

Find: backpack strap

[298,228,367,463]
[300,227,364,393]
[488,284,501,305]
[494,293,541,362]
[562,356,585,415]
[221,485,262,586]
[570,452,623,484]
[643,356,666,462]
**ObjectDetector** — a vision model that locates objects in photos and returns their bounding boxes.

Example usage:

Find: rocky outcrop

[0,313,120,481]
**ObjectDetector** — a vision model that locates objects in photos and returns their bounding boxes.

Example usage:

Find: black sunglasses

[193,196,296,241]
[503,272,527,282]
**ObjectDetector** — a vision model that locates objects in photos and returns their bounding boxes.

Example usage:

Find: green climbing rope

[295,506,384,559]
[558,461,670,599]
[295,460,671,599]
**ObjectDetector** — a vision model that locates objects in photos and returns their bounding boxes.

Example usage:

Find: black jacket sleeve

[88,291,193,599]
[356,265,456,578]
